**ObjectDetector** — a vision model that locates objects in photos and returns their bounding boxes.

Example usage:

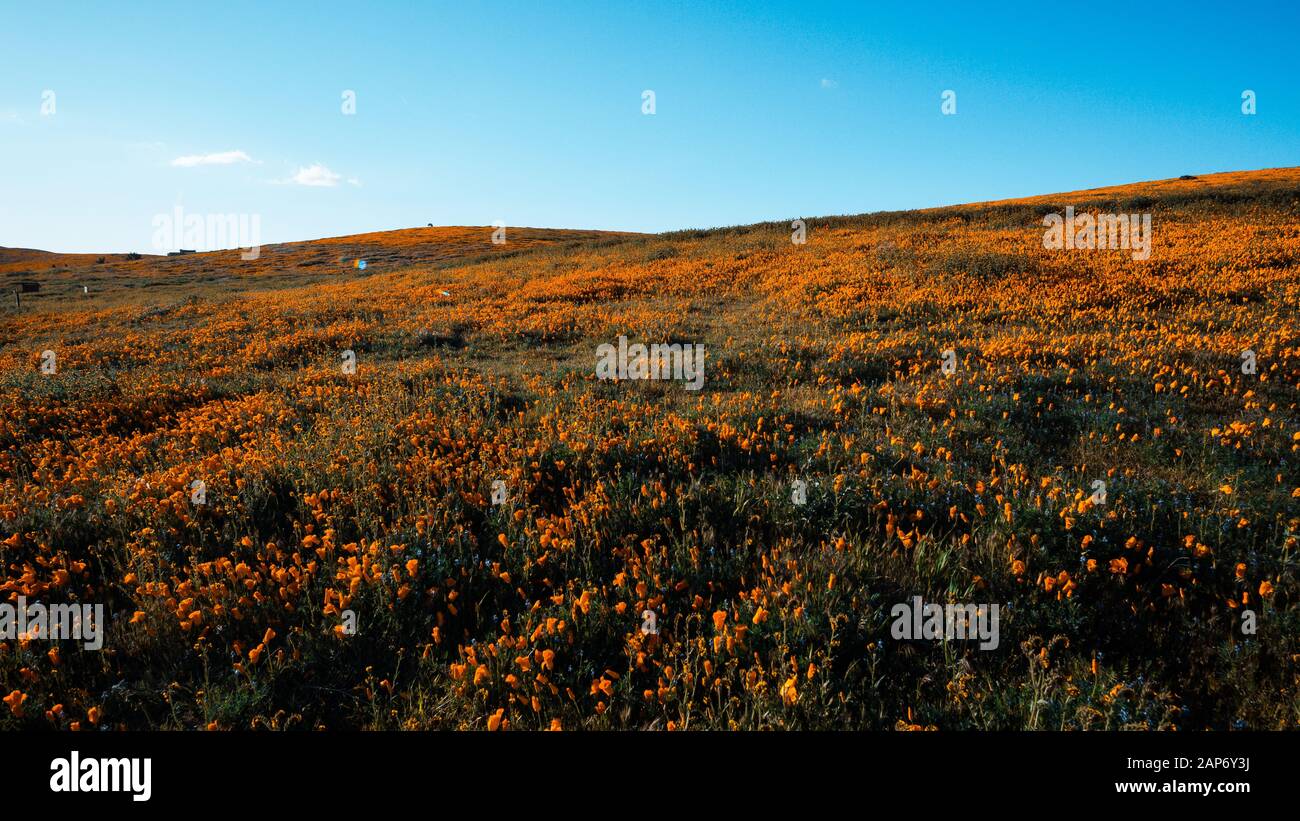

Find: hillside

[0,226,635,311]
[1,168,1297,730]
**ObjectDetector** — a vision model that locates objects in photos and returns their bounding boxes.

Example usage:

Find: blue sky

[2,0,1297,253]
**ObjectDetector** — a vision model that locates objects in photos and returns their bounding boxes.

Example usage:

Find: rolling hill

[1,168,1297,730]
[0,226,636,311]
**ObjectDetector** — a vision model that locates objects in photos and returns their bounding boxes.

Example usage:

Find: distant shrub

[874,242,915,270]
[933,249,1035,281]
[417,328,466,348]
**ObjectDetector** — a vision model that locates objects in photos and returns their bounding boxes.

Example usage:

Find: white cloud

[287,163,343,187]
[170,150,256,167]
[820,78,838,89]
[0,110,28,125]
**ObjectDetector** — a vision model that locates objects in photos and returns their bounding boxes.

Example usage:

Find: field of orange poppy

[1,168,1296,730]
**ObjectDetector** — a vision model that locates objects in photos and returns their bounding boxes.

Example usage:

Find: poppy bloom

[3,691,26,717]
[780,675,799,706]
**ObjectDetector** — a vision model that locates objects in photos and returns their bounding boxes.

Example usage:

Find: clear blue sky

[2,0,1297,253]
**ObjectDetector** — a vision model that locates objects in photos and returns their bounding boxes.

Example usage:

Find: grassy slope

[0,169,1297,730]
[0,226,636,313]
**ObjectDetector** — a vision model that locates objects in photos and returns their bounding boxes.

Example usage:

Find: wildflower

[4,690,26,717]
[780,676,799,706]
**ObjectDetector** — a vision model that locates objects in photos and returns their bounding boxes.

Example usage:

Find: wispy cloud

[820,78,838,90]
[0,110,28,125]
[170,150,256,167]
[284,163,344,187]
